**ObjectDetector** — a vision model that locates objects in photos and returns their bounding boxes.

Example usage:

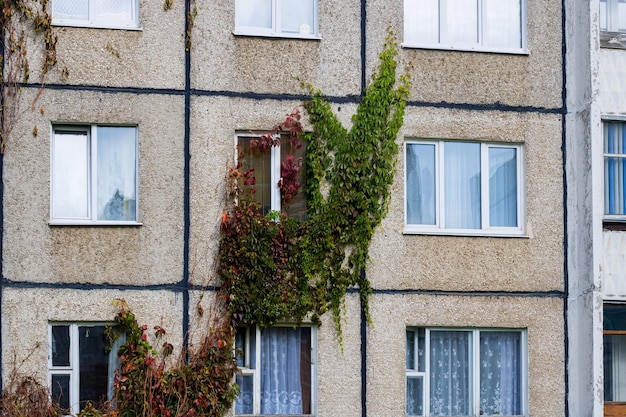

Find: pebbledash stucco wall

[1,0,565,415]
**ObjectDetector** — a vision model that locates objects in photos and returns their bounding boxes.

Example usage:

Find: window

[236,133,306,219]
[52,0,139,29]
[604,305,626,417]
[601,0,626,32]
[403,0,526,53]
[405,140,524,235]
[235,325,316,415]
[234,0,319,38]
[48,324,124,415]
[406,328,526,416]
[604,121,626,219]
[51,125,138,224]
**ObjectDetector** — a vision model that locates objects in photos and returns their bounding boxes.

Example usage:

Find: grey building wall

[1,0,566,415]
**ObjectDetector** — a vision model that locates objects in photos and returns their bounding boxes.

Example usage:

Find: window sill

[600,31,626,49]
[402,42,528,55]
[404,227,527,238]
[49,220,142,227]
[233,30,321,41]
[52,21,142,31]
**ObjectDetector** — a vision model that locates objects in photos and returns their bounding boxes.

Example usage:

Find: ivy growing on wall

[219,32,410,341]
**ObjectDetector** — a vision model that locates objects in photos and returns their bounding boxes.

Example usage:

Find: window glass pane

[236,0,272,28]
[282,137,307,220]
[53,131,89,219]
[406,144,436,225]
[479,332,522,415]
[429,331,471,415]
[605,305,626,330]
[605,334,626,401]
[407,376,424,416]
[280,0,314,34]
[95,0,134,23]
[52,0,89,20]
[489,147,518,227]
[445,0,478,44]
[51,325,71,367]
[601,0,608,30]
[404,0,440,44]
[239,136,273,215]
[483,0,521,48]
[78,326,109,411]
[619,0,626,31]
[604,122,626,215]
[235,375,255,414]
[407,330,416,369]
[260,327,311,414]
[51,374,71,411]
[444,142,480,229]
[236,327,247,367]
[96,127,137,221]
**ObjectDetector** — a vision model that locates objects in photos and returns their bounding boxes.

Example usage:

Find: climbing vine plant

[219,32,410,340]
[0,0,57,152]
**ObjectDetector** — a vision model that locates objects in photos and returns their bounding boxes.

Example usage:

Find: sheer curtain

[261,327,303,414]
[444,142,481,229]
[406,144,436,225]
[429,331,471,416]
[489,147,518,227]
[479,332,522,415]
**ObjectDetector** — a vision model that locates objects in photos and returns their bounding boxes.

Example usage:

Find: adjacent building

[1,0,567,416]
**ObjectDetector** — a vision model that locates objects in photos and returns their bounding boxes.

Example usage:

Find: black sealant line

[182,0,192,357]
[0,278,218,292]
[560,0,570,414]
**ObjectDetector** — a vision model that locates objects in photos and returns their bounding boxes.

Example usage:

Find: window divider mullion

[424,329,431,416]
[439,0,447,45]
[90,127,97,221]
[70,324,80,416]
[481,144,489,230]
[437,142,444,229]
[472,330,481,416]
[274,0,280,34]
[254,326,261,415]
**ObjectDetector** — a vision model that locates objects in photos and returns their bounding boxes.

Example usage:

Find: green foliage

[219,32,410,341]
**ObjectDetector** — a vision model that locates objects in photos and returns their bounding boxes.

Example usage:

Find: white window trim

[51,0,141,30]
[602,118,626,221]
[233,0,320,40]
[236,324,317,416]
[402,0,528,54]
[406,327,528,417]
[50,124,140,226]
[404,139,526,237]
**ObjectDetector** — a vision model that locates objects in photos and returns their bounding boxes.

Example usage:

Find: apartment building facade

[1,0,565,416]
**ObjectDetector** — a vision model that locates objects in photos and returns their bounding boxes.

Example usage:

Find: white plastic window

[51,125,138,225]
[600,0,626,32]
[235,0,319,38]
[405,140,524,236]
[52,0,139,29]
[403,0,526,53]
[406,328,527,416]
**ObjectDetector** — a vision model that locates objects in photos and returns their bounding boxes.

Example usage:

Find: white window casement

[236,133,306,219]
[604,121,626,219]
[406,328,527,416]
[52,0,140,30]
[404,140,524,236]
[235,325,316,416]
[51,125,138,225]
[403,0,527,53]
[600,0,626,32]
[234,0,319,39]
[48,323,125,415]
[604,304,626,416]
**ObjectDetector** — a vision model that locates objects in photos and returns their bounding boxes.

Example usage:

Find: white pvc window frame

[234,0,320,39]
[50,125,139,226]
[402,0,528,54]
[404,139,525,237]
[406,327,528,417]
[600,0,626,32]
[51,0,140,30]
[235,324,317,416]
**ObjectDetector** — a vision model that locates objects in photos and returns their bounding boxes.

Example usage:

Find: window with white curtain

[604,305,626,405]
[406,328,527,416]
[234,0,319,38]
[48,324,125,415]
[404,140,524,236]
[604,121,626,218]
[235,325,316,415]
[403,0,526,53]
[52,0,139,29]
[600,0,626,32]
[51,125,138,224]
